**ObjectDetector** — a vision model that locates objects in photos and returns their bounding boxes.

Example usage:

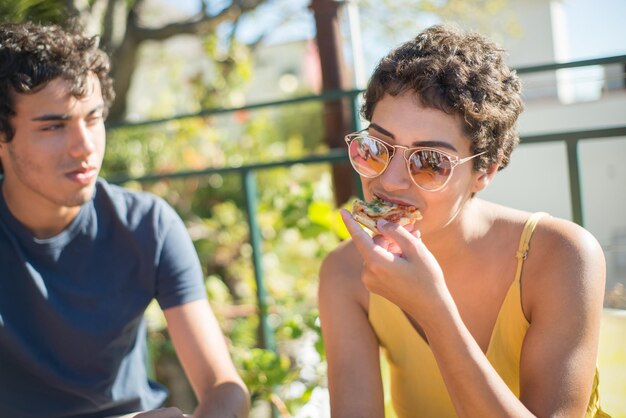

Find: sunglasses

[345,131,486,192]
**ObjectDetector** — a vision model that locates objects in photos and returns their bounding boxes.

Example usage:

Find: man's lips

[65,166,98,185]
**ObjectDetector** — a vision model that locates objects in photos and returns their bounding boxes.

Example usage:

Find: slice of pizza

[351,198,422,233]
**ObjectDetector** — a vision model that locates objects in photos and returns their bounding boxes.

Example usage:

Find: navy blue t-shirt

[0,179,207,418]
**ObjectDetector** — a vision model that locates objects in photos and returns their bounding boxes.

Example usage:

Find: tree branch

[132,0,266,42]
[100,0,127,50]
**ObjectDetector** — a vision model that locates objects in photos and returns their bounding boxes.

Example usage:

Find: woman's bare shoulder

[480,202,605,321]
[521,214,606,319]
[321,239,362,274]
[530,215,605,275]
[319,239,369,310]
[482,202,604,264]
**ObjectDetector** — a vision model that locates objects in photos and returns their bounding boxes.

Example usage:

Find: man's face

[0,75,106,213]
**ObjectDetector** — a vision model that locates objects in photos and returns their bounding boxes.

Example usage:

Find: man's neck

[1,182,82,239]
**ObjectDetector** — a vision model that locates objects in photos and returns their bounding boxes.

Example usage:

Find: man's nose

[68,122,95,157]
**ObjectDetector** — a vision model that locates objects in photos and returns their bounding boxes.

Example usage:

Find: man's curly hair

[361,24,524,171]
[0,22,115,144]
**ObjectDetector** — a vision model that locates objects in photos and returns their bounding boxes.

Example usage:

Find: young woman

[319,24,609,418]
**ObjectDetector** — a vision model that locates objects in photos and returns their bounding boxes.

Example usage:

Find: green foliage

[0,0,67,25]
[194,33,255,109]
[106,97,345,415]
[358,0,511,30]
[238,348,293,397]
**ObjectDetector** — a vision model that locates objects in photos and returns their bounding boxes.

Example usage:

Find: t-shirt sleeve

[154,202,207,310]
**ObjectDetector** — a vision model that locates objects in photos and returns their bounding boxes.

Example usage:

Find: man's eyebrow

[31,113,70,122]
[368,123,458,152]
[31,103,105,122]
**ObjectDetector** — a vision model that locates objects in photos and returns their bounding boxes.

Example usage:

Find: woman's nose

[378,152,412,192]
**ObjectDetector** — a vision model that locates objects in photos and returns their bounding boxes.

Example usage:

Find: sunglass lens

[408,150,453,190]
[348,135,389,177]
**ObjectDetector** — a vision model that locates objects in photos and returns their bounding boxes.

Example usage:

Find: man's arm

[164,299,250,418]
[149,200,249,417]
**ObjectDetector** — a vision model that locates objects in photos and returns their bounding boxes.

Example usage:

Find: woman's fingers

[341,208,420,259]
[372,234,391,251]
[340,209,394,262]
[340,209,375,252]
[376,219,423,259]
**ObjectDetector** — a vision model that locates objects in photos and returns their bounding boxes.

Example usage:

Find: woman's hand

[340,209,449,323]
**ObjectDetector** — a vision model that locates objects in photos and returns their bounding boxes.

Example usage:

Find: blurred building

[245,39,322,103]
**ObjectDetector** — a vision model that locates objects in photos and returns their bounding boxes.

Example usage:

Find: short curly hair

[361,24,523,171]
[0,22,115,144]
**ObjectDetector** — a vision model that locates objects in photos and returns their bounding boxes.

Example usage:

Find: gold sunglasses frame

[344,132,486,192]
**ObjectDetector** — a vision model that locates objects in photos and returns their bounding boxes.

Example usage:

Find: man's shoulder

[95,179,169,212]
[94,178,178,227]
[96,178,161,204]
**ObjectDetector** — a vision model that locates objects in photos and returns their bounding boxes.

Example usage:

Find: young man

[319,25,609,417]
[0,22,249,418]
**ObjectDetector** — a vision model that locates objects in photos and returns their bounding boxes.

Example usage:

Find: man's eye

[87,115,103,125]
[40,124,64,131]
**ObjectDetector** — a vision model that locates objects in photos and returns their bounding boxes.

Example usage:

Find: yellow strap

[514,212,549,283]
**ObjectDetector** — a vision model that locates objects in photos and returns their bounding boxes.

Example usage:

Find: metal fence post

[242,169,275,351]
[566,139,585,226]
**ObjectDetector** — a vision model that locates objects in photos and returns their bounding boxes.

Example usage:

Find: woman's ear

[472,163,499,193]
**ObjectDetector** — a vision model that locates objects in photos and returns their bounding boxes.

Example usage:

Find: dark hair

[361,24,523,171]
[0,22,115,144]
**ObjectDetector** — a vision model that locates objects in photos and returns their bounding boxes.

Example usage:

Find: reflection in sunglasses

[413,150,452,176]
[355,140,387,174]
[346,132,484,191]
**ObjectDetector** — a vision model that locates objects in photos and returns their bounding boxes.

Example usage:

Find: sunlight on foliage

[105,97,346,416]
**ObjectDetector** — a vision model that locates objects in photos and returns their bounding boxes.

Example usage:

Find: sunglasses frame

[344,131,486,192]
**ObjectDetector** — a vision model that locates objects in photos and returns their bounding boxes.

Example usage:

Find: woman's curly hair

[361,24,524,171]
[0,22,115,143]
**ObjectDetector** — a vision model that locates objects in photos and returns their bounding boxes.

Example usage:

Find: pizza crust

[353,211,379,233]
[351,198,422,234]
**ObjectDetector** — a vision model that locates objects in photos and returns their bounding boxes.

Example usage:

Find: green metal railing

[521,126,626,226]
[514,54,626,74]
[108,55,626,352]
[106,89,363,131]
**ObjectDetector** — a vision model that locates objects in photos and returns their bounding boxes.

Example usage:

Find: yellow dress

[369,212,609,417]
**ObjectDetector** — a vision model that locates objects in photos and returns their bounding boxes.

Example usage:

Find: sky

[564,0,626,60]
